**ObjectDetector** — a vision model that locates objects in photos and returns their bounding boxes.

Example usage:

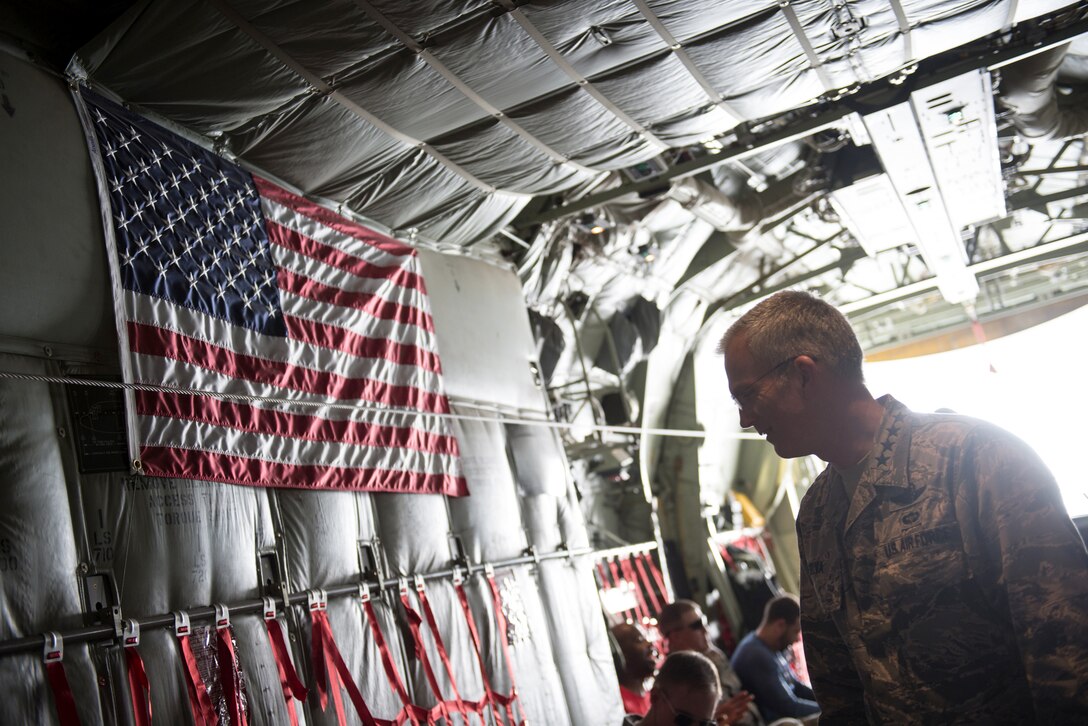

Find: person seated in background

[730,595,819,725]
[658,600,757,726]
[612,622,658,715]
[623,650,721,726]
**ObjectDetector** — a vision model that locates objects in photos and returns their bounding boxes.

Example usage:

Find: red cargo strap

[121,621,152,726]
[453,572,508,726]
[262,598,308,726]
[632,553,662,615]
[619,557,650,623]
[484,569,527,726]
[43,633,81,726]
[214,605,248,726]
[642,552,670,605]
[308,590,386,726]
[174,612,219,726]
[402,578,481,725]
[359,586,426,726]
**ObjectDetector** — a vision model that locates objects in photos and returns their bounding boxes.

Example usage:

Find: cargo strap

[43,632,82,726]
[453,570,513,726]
[484,568,527,726]
[214,604,248,726]
[642,551,669,605]
[399,577,483,725]
[359,586,429,726]
[262,597,308,726]
[632,553,663,615]
[122,620,152,726]
[308,590,386,726]
[174,611,218,726]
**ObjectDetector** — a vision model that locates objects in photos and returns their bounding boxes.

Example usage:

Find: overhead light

[590,224,606,235]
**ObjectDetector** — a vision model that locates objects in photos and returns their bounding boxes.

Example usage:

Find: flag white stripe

[128,291,445,393]
[279,289,438,355]
[260,196,415,270]
[132,354,453,434]
[268,242,428,316]
[142,416,459,475]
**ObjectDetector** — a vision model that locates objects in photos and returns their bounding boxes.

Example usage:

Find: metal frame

[519,9,1088,227]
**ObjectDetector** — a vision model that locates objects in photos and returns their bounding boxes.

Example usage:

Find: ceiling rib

[779,1,839,93]
[493,0,671,153]
[629,0,743,125]
[348,0,598,176]
[888,0,914,64]
[209,0,523,197]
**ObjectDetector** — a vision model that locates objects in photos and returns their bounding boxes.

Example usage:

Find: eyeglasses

[661,690,716,726]
[730,354,807,410]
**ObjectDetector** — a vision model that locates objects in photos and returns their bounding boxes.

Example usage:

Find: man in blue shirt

[730,596,819,724]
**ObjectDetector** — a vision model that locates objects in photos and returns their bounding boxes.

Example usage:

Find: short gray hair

[719,290,864,383]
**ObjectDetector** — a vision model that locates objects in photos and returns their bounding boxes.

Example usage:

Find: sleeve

[958,427,1088,720]
[791,679,817,702]
[797,530,867,723]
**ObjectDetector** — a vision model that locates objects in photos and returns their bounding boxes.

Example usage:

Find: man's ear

[794,354,818,389]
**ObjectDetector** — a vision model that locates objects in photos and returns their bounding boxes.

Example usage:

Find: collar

[842,395,914,532]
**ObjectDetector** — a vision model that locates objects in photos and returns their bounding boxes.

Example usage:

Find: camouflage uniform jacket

[796,395,1088,724]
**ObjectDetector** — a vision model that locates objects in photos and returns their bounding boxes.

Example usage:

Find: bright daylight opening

[864,303,1088,519]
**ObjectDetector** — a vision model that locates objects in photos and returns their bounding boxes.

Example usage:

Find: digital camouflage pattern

[797,396,1088,724]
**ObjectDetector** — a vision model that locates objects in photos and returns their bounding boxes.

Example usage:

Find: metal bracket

[173,611,191,638]
[43,632,63,663]
[214,604,230,630]
[358,540,384,582]
[109,605,124,639]
[257,550,282,597]
[122,620,140,648]
[308,589,327,613]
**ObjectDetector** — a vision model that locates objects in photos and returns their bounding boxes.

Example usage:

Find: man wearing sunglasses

[623,651,720,726]
[658,600,759,726]
[720,290,1088,723]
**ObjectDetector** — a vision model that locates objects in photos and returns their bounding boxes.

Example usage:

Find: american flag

[78,89,466,496]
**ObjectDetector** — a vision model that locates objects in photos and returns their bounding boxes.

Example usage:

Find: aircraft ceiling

[4,0,1088,439]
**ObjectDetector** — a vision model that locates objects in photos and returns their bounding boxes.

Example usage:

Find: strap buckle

[173,611,191,637]
[214,604,230,631]
[398,577,410,598]
[413,575,426,594]
[484,563,495,579]
[261,596,277,622]
[308,589,327,612]
[43,632,63,663]
[452,567,464,586]
[122,620,141,648]
[359,582,371,604]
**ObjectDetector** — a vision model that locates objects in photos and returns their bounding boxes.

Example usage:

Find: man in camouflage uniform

[719,290,1088,723]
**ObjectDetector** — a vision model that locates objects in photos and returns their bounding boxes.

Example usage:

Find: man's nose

[737,405,755,430]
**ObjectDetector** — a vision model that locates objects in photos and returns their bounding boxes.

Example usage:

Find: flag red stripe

[283,314,442,374]
[140,445,469,496]
[254,176,414,257]
[265,220,426,292]
[129,322,451,413]
[136,390,461,456]
[278,270,435,334]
